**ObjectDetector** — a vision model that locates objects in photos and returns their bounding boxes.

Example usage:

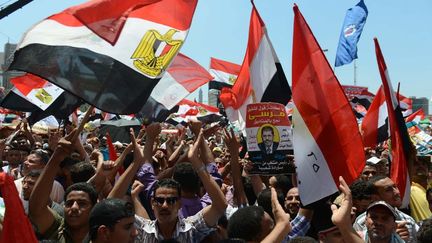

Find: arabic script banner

[246,102,293,174]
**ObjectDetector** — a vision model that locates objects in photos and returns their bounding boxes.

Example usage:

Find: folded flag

[335,0,368,67]
[219,2,291,132]
[9,0,198,115]
[374,38,413,208]
[292,4,365,206]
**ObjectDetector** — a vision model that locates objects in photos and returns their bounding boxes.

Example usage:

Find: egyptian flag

[166,99,222,125]
[0,78,83,125]
[292,5,365,206]
[208,57,241,90]
[375,38,413,208]
[8,0,198,115]
[361,87,390,148]
[137,53,213,123]
[406,108,425,123]
[219,3,291,132]
[398,94,413,117]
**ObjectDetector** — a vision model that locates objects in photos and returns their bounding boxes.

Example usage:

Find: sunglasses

[153,197,178,206]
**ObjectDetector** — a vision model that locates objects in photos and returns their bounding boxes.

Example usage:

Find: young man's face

[152,187,181,224]
[6,149,22,166]
[22,154,44,176]
[361,165,377,181]
[262,129,274,147]
[284,187,300,216]
[105,216,138,243]
[64,190,93,229]
[22,176,38,200]
[365,206,396,241]
[374,178,402,208]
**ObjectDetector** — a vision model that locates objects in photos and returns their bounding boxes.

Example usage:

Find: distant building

[198,88,203,103]
[2,43,24,90]
[410,96,429,115]
[208,89,220,107]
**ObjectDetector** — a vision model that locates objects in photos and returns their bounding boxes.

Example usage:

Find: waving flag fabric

[137,53,212,123]
[292,4,365,206]
[335,0,368,67]
[361,87,390,148]
[219,3,291,132]
[8,0,198,115]
[209,57,241,90]
[374,38,413,208]
[166,99,222,125]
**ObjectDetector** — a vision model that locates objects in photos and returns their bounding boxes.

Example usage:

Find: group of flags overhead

[0,0,417,215]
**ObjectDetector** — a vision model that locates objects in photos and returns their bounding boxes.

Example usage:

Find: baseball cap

[366,200,397,219]
[213,147,223,153]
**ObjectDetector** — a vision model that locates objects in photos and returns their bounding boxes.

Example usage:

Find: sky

[0,0,431,104]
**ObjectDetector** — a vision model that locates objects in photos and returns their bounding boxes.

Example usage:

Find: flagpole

[354,59,357,86]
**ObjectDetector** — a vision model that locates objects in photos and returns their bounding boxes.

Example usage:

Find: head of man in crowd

[365,201,398,243]
[22,170,41,200]
[63,182,98,230]
[369,175,402,208]
[361,162,377,181]
[89,198,137,243]
[151,178,182,225]
[6,144,23,167]
[21,149,50,176]
[227,206,274,242]
[350,179,374,216]
[284,187,300,217]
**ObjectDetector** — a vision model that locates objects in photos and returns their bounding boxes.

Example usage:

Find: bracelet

[196,165,206,173]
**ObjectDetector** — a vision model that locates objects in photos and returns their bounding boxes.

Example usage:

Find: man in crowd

[353,175,418,242]
[362,201,404,242]
[89,198,138,243]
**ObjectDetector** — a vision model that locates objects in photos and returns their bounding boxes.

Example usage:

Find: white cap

[366,156,382,165]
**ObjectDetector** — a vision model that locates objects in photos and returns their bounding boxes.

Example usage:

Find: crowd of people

[0,115,432,243]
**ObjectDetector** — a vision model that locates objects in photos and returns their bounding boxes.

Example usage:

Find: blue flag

[335,0,368,67]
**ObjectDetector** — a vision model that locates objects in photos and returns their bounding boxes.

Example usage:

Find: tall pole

[354,59,357,86]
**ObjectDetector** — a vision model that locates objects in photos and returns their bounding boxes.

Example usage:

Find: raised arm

[261,187,291,243]
[223,128,247,206]
[331,176,363,243]
[108,123,160,199]
[188,129,227,226]
[29,129,77,234]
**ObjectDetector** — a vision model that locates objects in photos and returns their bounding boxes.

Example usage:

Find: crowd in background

[0,114,432,243]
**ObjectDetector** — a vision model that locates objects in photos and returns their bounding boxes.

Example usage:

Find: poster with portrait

[246,102,293,174]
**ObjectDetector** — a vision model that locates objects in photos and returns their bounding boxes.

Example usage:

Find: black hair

[417,218,432,243]
[261,126,274,135]
[227,206,265,241]
[173,163,200,194]
[153,178,181,198]
[368,175,389,194]
[89,198,135,240]
[274,174,293,196]
[30,149,51,164]
[70,161,96,184]
[257,188,284,219]
[350,179,374,201]
[59,156,80,169]
[25,170,41,178]
[64,182,97,205]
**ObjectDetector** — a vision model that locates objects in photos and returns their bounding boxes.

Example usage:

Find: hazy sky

[1,0,431,103]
